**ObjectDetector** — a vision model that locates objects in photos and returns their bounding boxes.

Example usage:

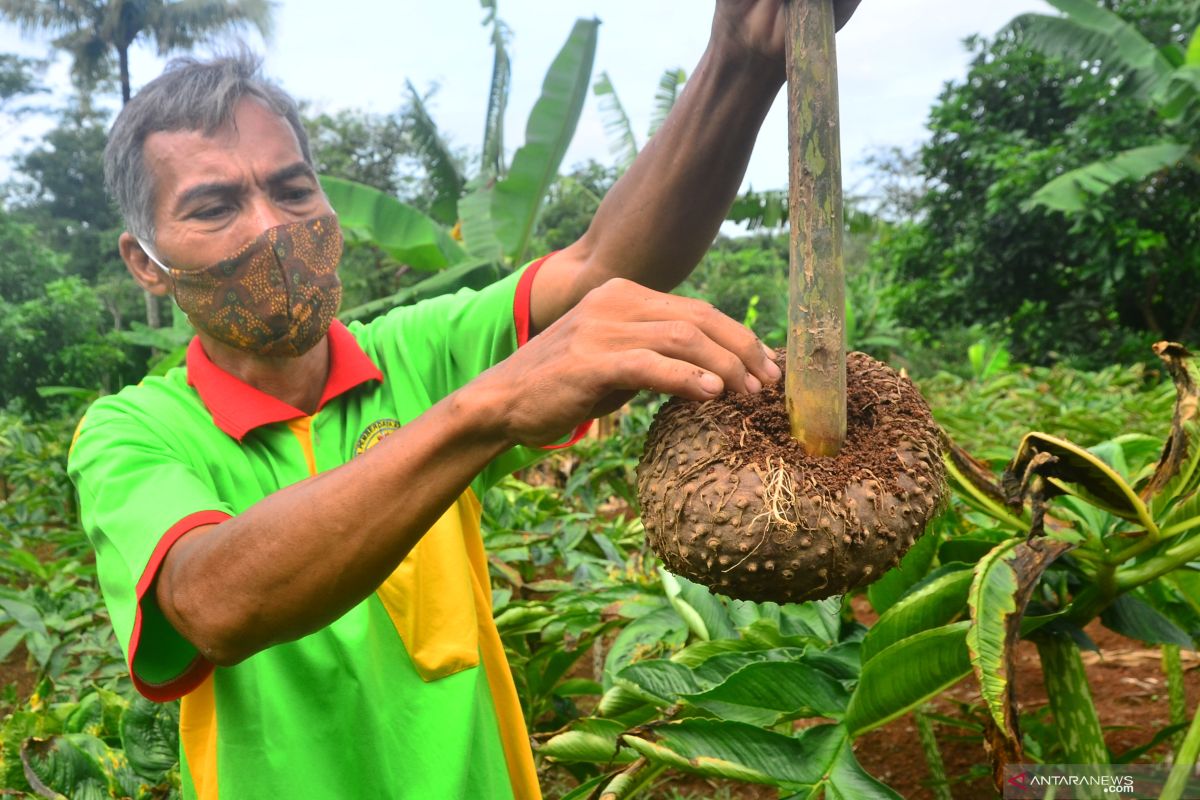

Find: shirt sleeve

[68,402,233,702]
[354,255,592,495]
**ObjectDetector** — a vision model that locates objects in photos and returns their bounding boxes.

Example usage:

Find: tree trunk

[119,44,131,105]
[785,0,845,456]
[119,42,161,329]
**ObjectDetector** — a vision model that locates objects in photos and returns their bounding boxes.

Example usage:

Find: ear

[119,232,173,297]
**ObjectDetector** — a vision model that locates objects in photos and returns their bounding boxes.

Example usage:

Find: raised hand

[711,0,863,72]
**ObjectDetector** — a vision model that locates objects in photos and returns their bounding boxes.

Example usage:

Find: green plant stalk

[1067,562,1120,628]
[1035,633,1108,766]
[1164,645,1187,754]
[785,0,846,456]
[914,705,952,800]
[1161,697,1200,800]
[1162,516,1200,538]
[943,455,1029,531]
[598,758,668,800]
[1106,526,1164,567]
[1115,531,1200,592]
[1069,520,1200,623]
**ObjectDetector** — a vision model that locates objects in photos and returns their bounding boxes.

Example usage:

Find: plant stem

[914,705,952,800]
[785,0,846,456]
[1116,532,1200,592]
[598,757,668,800]
[1161,696,1200,800]
[1035,632,1109,766]
[1164,644,1187,753]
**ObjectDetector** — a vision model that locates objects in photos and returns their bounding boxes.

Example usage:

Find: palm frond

[648,67,685,139]
[1008,0,1173,104]
[0,0,91,36]
[592,69,637,172]
[150,0,274,52]
[404,80,466,227]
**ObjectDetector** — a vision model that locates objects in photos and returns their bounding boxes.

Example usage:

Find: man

[69,1,862,797]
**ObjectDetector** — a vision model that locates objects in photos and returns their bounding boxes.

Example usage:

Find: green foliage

[0,685,181,798]
[881,0,1200,366]
[0,208,66,305]
[321,12,601,323]
[304,107,430,200]
[1013,0,1200,213]
[0,0,272,101]
[0,278,132,411]
[533,160,616,253]
[681,228,905,359]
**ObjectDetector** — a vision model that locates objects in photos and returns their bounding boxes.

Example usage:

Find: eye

[279,186,316,204]
[191,204,234,221]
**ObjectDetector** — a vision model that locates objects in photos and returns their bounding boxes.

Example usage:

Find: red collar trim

[186,320,384,441]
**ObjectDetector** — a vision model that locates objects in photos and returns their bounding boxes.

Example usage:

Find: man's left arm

[531,0,862,332]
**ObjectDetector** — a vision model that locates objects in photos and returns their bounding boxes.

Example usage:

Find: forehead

[142,98,305,205]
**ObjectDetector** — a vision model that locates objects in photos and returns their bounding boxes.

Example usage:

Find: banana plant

[1012,0,1200,214]
[324,2,599,321]
[593,66,687,174]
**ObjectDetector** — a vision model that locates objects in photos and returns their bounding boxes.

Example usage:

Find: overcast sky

[0,0,1051,195]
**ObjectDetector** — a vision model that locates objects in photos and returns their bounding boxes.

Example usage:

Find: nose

[245,196,290,236]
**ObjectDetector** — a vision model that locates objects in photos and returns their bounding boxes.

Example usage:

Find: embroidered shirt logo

[355,419,402,455]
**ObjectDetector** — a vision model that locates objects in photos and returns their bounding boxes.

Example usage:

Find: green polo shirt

[68,257,585,799]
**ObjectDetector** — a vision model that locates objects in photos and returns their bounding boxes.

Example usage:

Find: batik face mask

[142,215,343,358]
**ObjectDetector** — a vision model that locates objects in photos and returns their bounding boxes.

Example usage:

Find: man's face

[137,96,333,277]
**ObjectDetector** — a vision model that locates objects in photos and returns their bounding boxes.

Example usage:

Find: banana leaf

[487,17,599,265]
[319,175,465,270]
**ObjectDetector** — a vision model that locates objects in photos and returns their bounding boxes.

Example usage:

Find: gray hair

[103,51,313,244]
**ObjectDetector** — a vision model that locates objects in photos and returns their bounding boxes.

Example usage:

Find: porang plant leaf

[1142,343,1200,526]
[845,621,973,737]
[866,522,940,616]
[862,565,973,663]
[967,536,1074,785]
[21,734,114,800]
[119,695,179,781]
[538,718,637,765]
[623,720,898,797]
[679,660,850,725]
[1004,432,1157,535]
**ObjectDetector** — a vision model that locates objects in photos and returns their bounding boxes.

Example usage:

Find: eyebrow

[171,161,318,215]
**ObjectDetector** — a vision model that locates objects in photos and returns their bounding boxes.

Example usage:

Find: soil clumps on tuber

[638,350,945,603]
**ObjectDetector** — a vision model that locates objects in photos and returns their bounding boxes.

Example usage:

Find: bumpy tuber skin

[638,352,945,603]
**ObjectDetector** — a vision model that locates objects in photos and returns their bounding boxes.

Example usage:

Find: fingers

[606,348,731,402]
[585,279,782,390]
[613,320,767,395]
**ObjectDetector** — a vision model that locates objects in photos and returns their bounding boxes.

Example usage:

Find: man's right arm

[156,277,776,666]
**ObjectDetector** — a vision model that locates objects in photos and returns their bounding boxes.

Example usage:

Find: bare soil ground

[850,596,1200,800]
